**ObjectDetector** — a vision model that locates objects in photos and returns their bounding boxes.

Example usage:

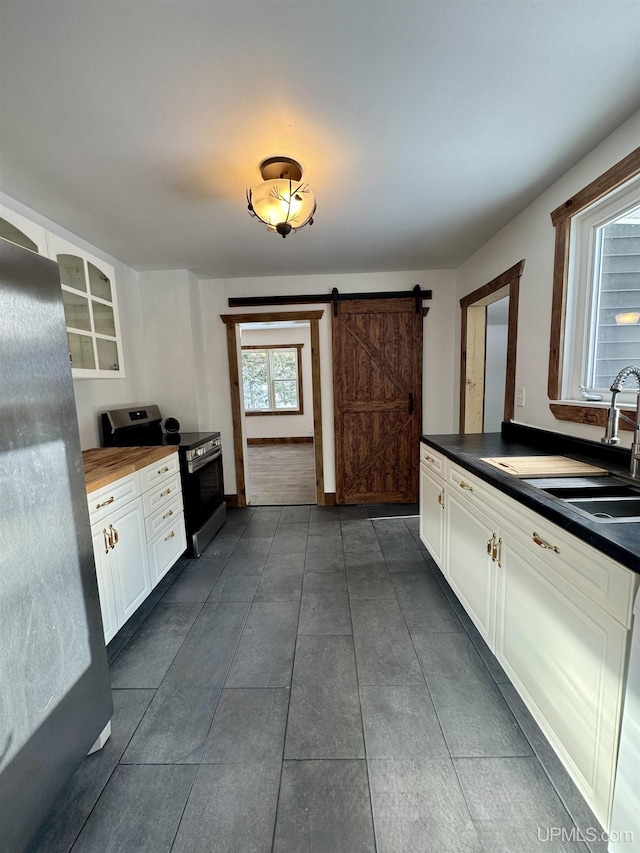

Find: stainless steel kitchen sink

[522,476,640,522]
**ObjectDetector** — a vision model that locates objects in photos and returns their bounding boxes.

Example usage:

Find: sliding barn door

[332,297,422,504]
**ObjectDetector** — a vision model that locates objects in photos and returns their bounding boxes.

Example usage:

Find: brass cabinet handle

[158,466,170,474]
[425,454,435,463]
[96,496,114,509]
[487,534,495,556]
[160,488,171,497]
[533,532,560,554]
[459,481,473,492]
[102,528,111,554]
[437,489,444,508]
[109,524,118,548]
[162,509,174,520]
[164,530,176,542]
[493,537,503,567]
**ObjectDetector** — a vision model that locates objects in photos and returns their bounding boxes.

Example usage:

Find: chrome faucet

[601,364,640,478]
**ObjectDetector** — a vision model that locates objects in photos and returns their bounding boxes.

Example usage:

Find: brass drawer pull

[109,524,118,547]
[158,465,170,474]
[533,532,560,554]
[425,454,435,463]
[164,530,176,542]
[437,489,445,507]
[493,536,502,567]
[102,528,111,554]
[487,534,494,556]
[96,496,114,509]
[162,509,174,520]
[459,481,473,492]
[160,488,171,497]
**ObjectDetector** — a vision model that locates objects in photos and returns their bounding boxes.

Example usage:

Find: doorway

[221,310,325,508]
[459,260,525,433]
[240,320,316,505]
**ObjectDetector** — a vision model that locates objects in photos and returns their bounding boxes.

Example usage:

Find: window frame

[548,147,640,429]
[241,343,304,416]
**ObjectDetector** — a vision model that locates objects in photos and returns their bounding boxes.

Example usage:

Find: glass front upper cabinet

[47,233,124,378]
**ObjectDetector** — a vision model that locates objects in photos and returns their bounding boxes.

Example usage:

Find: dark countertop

[421,422,640,575]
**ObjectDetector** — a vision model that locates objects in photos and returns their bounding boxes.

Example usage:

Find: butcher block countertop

[82,446,178,493]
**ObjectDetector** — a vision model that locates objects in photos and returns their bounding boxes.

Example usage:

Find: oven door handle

[188,446,222,473]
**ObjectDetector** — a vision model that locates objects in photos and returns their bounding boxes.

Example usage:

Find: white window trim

[562,174,640,409]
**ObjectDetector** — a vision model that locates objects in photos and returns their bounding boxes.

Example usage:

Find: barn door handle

[408,393,414,415]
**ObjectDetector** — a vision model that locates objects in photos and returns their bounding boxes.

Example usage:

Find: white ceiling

[1,1,638,280]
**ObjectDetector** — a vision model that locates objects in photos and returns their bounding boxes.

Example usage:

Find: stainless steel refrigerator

[0,237,113,853]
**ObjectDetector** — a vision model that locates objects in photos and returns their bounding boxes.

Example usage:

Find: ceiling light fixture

[246,156,316,238]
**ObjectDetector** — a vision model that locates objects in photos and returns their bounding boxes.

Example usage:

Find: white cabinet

[419,445,446,568]
[139,457,186,586]
[47,233,123,378]
[446,485,498,645]
[418,441,639,831]
[90,490,151,642]
[496,526,628,829]
[0,204,48,255]
[87,451,186,642]
[91,525,119,644]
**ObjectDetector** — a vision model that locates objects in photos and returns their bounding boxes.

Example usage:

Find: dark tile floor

[28,505,607,853]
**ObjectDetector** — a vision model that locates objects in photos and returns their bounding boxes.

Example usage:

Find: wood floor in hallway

[246,443,316,505]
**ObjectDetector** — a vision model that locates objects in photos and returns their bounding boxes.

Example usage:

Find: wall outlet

[517,388,525,407]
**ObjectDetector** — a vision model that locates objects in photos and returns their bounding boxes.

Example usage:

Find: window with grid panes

[241,346,302,413]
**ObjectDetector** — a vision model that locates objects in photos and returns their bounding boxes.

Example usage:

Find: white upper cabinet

[0,205,48,255]
[47,233,124,378]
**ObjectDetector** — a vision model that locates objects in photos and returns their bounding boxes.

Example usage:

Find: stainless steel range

[101,405,226,557]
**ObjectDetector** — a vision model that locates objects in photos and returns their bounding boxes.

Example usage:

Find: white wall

[456,110,640,447]
[0,191,149,450]
[240,325,314,439]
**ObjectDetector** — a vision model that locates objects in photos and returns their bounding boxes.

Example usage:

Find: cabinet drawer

[503,507,636,627]
[142,473,181,518]
[148,511,187,586]
[139,453,180,491]
[145,493,184,540]
[88,472,141,525]
[420,444,445,477]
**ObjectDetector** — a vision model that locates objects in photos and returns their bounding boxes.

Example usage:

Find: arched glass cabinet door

[47,233,124,378]
[0,206,48,255]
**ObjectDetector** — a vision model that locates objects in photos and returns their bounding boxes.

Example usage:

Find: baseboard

[247,437,314,446]
[323,492,337,505]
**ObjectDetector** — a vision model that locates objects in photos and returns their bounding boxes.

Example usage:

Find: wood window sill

[549,401,636,431]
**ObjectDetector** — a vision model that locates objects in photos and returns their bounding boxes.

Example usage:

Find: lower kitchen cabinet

[91,499,151,643]
[419,463,446,568]
[446,488,497,646]
[419,442,639,831]
[496,528,628,826]
[87,451,186,643]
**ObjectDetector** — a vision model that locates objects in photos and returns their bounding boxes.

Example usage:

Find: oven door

[182,448,225,534]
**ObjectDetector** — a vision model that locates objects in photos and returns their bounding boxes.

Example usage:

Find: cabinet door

[0,205,48,255]
[496,533,628,829]
[46,232,124,378]
[446,490,497,645]
[419,465,445,569]
[91,525,119,644]
[108,500,151,625]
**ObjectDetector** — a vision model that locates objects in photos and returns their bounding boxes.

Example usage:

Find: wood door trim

[221,310,324,506]
[459,260,525,433]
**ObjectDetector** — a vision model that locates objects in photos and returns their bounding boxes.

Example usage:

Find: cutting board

[480,455,608,477]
